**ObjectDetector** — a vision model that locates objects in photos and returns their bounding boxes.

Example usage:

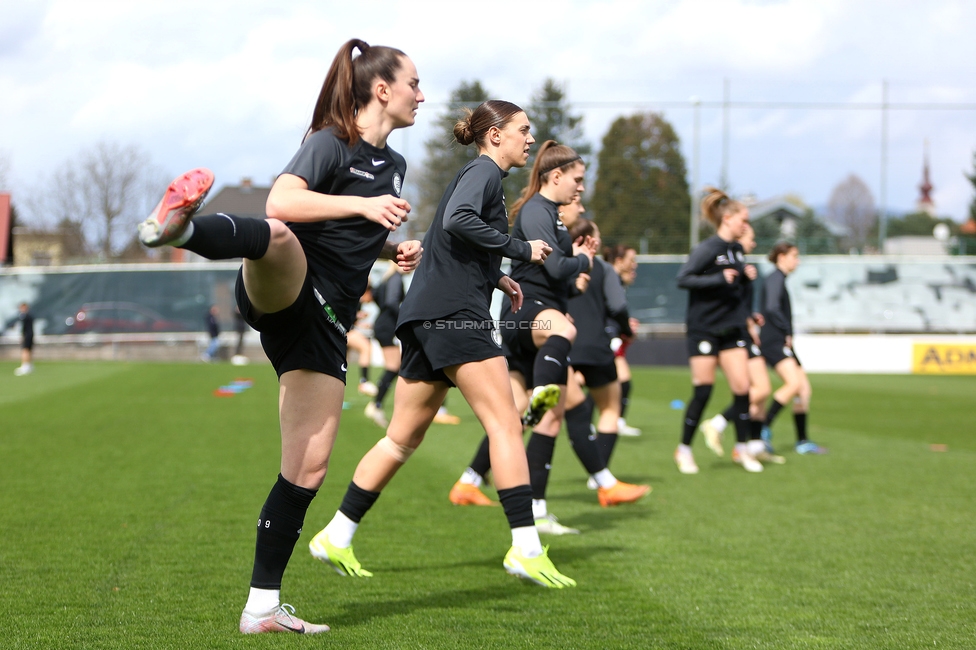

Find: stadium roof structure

[199,177,270,220]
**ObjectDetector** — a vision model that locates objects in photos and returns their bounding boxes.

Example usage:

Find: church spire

[917,140,935,216]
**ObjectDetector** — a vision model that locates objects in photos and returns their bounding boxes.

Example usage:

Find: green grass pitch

[1,362,974,648]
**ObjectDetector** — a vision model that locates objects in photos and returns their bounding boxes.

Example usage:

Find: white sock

[734,442,749,456]
[748,439,766,455]
[677,443,693,455]
[459,467,483,487]
[170,221,195,247]
[243,587,279,617]
[511,526,543,558]
[324,511,358,549]
[592,468,617,489]
[712,414,728,433]
[437,406,449,416]
[531,499,547,520]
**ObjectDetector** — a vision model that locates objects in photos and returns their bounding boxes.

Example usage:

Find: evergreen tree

[412,80,490,235]
[966,151,976,222]
[506,79,591,206]
[590,112,690,252]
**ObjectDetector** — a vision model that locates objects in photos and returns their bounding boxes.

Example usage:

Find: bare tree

[826,174,876,251]
[0,150,11,192]
[42,141,168,260]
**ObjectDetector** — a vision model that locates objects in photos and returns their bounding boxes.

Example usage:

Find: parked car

[63,302,192,334]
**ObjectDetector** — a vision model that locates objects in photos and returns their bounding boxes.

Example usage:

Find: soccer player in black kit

[761,242,825,454]
[449,199,649,530]
[699,223,784,464]
[567,220,645,476]
[137,39,424,634]
[674,187,764,474]
[309,101,577,588]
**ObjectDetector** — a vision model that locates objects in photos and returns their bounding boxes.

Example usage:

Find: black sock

[337,481,381,524]
[794,412,808,442]
[497,485,534,529]
[596,431,618,467]
[620,380,632,419]
[375,369,397,406]
[565,396,605,474]
[469,435,492,479]
[181,213,270,260]
[731,393,751,443]
[722,401,736,423]
[750,419,764,440]
[765,399,785,427]
[360,366,370,384]
[681,384,713,445]
[533,335,572,387]
[525,432,556,500]
[250,474,317,589]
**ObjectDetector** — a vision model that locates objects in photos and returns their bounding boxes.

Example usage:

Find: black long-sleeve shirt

[398,155,532,325]
[676,234,748,333]
[569,257,632,366]
[760,268,793,337]
[509,193,590,313]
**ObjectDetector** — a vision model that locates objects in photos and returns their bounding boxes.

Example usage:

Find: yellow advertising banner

[912,342,976,374]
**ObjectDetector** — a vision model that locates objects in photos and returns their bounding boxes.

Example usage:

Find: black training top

[18,311,34,341]
[738,275,755,323]
[509,194,590,313]
[760,268,793,338]
[398,155,532,325]
[568,257,632,366]
[281,127,406,331]
[676,234,748,333]
[374,273,404,321]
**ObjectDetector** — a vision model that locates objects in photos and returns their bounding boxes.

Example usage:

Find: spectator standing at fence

[13,302,34,376]
[232,305,249,365]
[203,305,220,362]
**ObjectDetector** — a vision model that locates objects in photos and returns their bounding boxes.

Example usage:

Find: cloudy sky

[2,0,975,228]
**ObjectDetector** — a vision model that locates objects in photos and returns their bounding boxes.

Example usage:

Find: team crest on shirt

[556,218,568,231]
[491,327,503,348]
[698,340,712,354]
[715,254,730,265]
[392,172,402,197]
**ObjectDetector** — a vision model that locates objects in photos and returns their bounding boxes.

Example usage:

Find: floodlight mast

[689,96,701,251]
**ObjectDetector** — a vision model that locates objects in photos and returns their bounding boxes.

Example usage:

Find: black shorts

[235,268,347,381]
[397,310,504,386]
[762,339,801,367]
[505,347,535,387]
[574,362,618,389]
[502,299,555,355]
[747,342,762,360]
[686,327,748,358]
[22,338,33,352]
[374,312,397,348]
